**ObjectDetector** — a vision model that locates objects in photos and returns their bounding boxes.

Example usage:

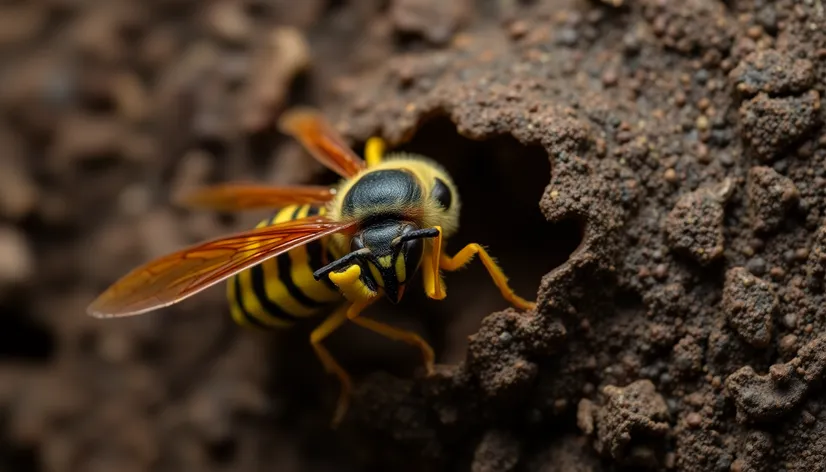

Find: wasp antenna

[393,228,440,246]
[313,249,371,281]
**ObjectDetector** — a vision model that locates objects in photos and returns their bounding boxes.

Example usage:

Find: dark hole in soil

[317,115,583,375]
[0,294,56,363]
[266,114,582,425]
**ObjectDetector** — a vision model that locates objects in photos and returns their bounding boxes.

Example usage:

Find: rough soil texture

[1,0,825,471]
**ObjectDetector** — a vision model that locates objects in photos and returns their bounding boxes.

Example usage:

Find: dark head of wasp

[313,166,444,304]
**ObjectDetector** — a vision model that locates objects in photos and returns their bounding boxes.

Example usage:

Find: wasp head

[351,221,440,304]
[314,221,439,304]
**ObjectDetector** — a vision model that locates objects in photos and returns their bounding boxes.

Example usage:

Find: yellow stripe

[395,254,406,283]
[260,205,315,317]
[368,261,384,287]
[289,205,340,302]
[227,276,253,328]
[238,266,291,327]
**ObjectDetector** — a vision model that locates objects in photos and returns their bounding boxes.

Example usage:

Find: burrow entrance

[316,116,583,374]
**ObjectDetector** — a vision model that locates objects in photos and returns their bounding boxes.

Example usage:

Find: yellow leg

[346,303,435,376]
[423,235,446,300]
[365,137,385,167]
[310,305,352,428]
[424,226,536,310]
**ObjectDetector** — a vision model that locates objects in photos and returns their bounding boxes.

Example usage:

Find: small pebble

[746,257,767,276]
[779,334,798,352]
[802,410,816,425]
[769,363,791,382]
[601,69,618,87]
[654,264,668,280]
[696,115,710,131]
[696,143,710,163]
[686,412,702,428]
[507,20,529,39]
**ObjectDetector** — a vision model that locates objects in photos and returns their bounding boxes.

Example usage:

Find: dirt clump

[722,267,776,348]
[730,49,815,98]
[746,166,800,233]
[578,380,670,467]
[664,182,730,266]
[739,91,821,162]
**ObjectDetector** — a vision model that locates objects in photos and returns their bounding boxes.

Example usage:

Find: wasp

[87,108,536,426]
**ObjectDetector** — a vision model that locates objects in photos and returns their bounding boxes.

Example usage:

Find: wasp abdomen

[341,169,423,218]
[226,204,344,330]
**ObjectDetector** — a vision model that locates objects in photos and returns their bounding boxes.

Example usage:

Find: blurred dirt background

[0,0,825,471]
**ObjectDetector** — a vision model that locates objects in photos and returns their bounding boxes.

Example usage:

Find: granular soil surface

[0,0,825,471]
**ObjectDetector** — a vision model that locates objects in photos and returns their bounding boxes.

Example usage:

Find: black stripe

[276,207,326,308]
[250,264,301,323]
[317,245,340,291]
[306,206,326,273]
[233,276,269,329]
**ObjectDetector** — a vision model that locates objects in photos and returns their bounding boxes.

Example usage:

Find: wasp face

[351,221,425,304]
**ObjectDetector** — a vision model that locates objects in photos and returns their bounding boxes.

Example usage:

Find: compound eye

[350,236,365,252]
[431,177,452,210]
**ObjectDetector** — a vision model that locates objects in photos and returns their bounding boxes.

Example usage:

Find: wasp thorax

[341,169,423,218]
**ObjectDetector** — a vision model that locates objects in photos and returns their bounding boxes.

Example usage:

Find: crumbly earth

[0,0,825,471]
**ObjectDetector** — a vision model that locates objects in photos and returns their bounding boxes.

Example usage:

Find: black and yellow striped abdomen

[226,204,346,329]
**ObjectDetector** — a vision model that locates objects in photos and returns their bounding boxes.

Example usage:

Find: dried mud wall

[0,0,825,472]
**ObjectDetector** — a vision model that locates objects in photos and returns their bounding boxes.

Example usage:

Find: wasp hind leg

[423,226,536,311]
[365,137,385,167]
[310,304,352,428]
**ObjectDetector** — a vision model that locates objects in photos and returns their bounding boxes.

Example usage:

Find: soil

[0,0,825,471]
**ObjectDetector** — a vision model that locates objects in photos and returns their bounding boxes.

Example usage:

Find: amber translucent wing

[278,107,366,178]
[87,215,356,318]
[177,184,336,211]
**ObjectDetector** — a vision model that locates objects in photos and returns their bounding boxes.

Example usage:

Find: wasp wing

[278,107,366,178]
[177,183,336,211]
[87,215,356,318]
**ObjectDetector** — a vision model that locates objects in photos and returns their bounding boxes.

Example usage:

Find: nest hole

[316,115,582,377]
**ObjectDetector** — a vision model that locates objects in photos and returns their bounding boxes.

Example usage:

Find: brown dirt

[1,0,825,471]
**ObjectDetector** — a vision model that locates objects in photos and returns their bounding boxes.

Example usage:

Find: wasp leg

[310,304,352,428]
[327,264,434,375]
[424,226,536,311]
[346,304,435,375]
[365,137,385,168]
[422,233,446,300]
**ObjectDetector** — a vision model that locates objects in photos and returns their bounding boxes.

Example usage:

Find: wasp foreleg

[310,305,352,428]
[328,264,435,375]
[424,226,536,311]
[348,312,435,376]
